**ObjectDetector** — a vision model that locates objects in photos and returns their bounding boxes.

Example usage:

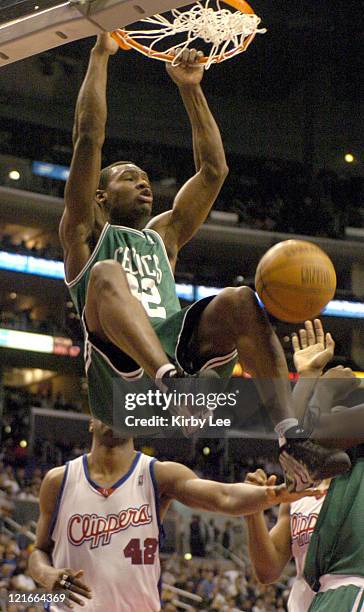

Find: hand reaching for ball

[292,319,335,376]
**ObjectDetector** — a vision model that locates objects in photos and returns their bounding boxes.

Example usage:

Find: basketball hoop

[111,0,266,69]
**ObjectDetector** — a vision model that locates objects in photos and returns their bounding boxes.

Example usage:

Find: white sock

[155,364,177,391]
[275,418,299,446]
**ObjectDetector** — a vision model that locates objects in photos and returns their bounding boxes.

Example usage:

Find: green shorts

[309,586,364,612]
[83,297,238,434]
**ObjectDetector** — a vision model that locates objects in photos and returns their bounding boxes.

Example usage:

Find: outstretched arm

[312,403,364,449]
[291,319,361,436]
[245,470,292,584]
[149,50,228,264]
[291,320,363,448]
[155,461,319,517]
[60,33,119,282]
[291,319,335,425]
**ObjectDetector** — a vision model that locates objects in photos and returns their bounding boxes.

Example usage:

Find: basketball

[255,240,337,323]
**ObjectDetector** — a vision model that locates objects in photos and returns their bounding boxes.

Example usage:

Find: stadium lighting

[0,251,64,279]
[345,153,355,163]
[203,447,211,456]
[19,440,28,448]
[322,300,364,318]
[32,161,70,181]
[184,553,192,561]
[0,328,80,357]
[8,170,20,180]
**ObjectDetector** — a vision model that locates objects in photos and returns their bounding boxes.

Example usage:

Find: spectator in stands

[53,391,67,411]
[0,559,16,585]
[16,525,31,551]
[189,515,206,558]
[205,517,219,554]
[161,560,176,588]
[252,596,266,611]
[211,577,228,609]
[0,485,14,517]
[1,467,20,496]
[197,569,215,604]
[222,520,232,553]
[15,467,27,489]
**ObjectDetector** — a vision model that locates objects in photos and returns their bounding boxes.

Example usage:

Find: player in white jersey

[28,419,320,612]
[48,446,161,611]
[245,468,329,611]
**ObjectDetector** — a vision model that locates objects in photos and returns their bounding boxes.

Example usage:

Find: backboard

[0,0,192,66]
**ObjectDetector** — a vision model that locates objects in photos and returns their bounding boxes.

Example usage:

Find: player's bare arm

[244,469,292,584]
[59,33,119,283]
[154,461,320,517]
[290,319,358,428]
[28,466,92,608]
[290,319,335,423]
[148,49,228,265]
[290,320,364,448]
[291,319,358,405]
[314,366,361,408]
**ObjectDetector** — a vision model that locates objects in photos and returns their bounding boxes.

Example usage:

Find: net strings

[121,0,266,68]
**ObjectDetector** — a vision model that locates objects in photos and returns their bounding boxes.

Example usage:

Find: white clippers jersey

[288,494,326,612]
[49,452,162,612]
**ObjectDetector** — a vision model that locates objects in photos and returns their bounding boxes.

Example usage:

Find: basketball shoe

[279,426,351,492]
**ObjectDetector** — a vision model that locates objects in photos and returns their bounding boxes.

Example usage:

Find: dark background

[0,0,363,170]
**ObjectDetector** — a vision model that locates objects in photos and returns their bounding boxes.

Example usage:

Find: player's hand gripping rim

[166,48,205,87]
[56,569,92,608]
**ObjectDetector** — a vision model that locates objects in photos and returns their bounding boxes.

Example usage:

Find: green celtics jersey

[64,222,237,435]
[67,223,181,324]
[304,456,364,592]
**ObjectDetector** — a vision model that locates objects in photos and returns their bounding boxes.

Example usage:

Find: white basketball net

[122,0,266,68]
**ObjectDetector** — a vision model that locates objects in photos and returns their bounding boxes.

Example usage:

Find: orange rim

[111,0,257,64]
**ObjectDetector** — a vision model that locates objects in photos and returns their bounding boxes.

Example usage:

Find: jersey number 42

[123,538,159,565]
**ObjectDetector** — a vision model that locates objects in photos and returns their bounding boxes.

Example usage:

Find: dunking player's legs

[194,287,351,490]
[85,260,172,378]
[85,269,350,486]
[193,286,296,428]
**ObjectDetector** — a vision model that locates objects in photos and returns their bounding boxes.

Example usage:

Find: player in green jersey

[304,448,364,612]
[294,327,364,611]
[59,33,350,490]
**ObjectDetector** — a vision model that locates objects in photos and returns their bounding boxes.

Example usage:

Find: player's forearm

[312,403,364,448]
[246,514,284,583]
[73,46,110,145]
[218,483,278,516]
[310,380,338,415]
[292,375,320,425]
[28,548,54,586]
[179,84,228,177]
